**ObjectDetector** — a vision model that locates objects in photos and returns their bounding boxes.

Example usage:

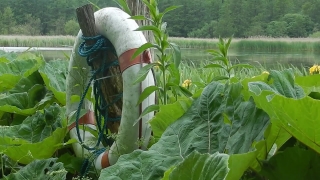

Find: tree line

[0,0,320,38]
[0,0,116,36]
[159,0,320,38]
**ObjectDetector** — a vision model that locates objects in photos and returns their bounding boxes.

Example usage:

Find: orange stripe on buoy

[68,111,95,131]
[101,151,111,168]
[118,49,151,72]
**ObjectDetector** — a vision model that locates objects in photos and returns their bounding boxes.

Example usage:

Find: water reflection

[1,47,319,69]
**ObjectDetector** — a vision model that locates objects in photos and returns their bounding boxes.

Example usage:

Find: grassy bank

[0,35,75,47]
[1,35,320,52]
[170,37,320,52]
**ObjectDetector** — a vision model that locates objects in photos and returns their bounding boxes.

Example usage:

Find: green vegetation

[1,0,320,38]
[1,1,320,179]
[0,41,318,179]
[159,0,320,38]
[2,35,320,53]
[0,0,117,36]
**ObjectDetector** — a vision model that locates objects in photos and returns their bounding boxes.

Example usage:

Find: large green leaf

[3,158,67,180]
[39,59,69,105]
[0,127,67,164]
[8,71,44,94]
[295,74,320,94]
[100,81,270,179]
[0,104,64,143]
[259,147,320,180]
[0,105,67,164]
[248,69,305,99]
[149,98,192,140]
[0,58,43,92]
[250,90,320,154]
[0,84,50,116]
[164,151,229,180]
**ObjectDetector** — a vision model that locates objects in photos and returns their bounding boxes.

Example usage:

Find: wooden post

[76,4,122,133]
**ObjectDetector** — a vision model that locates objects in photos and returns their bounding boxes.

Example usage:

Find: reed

[178,60,308,93]
[1,35,320,53]
[0,35,315,57]
[0,35,75,47]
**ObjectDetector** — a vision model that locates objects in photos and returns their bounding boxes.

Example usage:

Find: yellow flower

[262,71,269,75]
[154,61,161,70]
[310,65,320,75]
[182,79,192,88]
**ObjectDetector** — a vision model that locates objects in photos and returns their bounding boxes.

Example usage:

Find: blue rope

[75,35,122,176]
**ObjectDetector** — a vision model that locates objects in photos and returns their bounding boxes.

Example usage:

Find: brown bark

[76,4,122,133]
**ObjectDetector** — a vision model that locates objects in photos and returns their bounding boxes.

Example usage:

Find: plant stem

[162,65,167,105]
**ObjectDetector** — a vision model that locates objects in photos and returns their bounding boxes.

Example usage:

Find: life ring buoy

[66,7,155,170]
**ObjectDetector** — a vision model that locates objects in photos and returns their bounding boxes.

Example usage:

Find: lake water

[1,47,319,69]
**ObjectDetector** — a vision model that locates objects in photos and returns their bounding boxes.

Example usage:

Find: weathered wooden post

[76,4,122,133]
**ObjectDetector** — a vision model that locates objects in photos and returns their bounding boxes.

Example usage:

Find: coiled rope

[75,35,122,176]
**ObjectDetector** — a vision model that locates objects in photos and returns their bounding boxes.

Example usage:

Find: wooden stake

[76,4,122,133]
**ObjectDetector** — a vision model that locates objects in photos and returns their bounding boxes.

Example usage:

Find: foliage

[158,0,320,38]
[3,158,67,180]
[0,52,78,179]
[64,19,80,36]
[1,0,320,37]
[204,37,253,81]
[130,0,188,113]
[1,1,320,179]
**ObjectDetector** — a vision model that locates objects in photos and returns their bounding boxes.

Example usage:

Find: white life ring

[66,7,155,170]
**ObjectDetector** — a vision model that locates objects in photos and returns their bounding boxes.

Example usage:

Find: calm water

[1,47,319,69]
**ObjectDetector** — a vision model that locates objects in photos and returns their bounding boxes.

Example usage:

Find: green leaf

[178,86,193,97]
[39,60,69,105]
[149,98,192,139]
[67,109,88,127]
[225,36,233,53]
[295,74,320,94]
[204,63,225,69]
[228,63,254,72]
[162,5,182,16]
[132,63,157,85]
[113,0,131,15]
[137,86,159,105]
[131,42,155,60]
[167,151,229,180]
[206,49,222,57]
[0,127,67,164]
[250,90,320,154]
[218,38,226,57]
[0,86,47,116]
[9,71,44,94]
[260,147,320,180]
[129,15,147,21]
[248,69,305,99]
[212,56,229,66]
[0,104,64,143]
[167,64,180,85]
[4,158,67,180]
[142,0,157,19]
[169,43,181,68]
[135,25,162,39]
[99,150,180,180]
[0,58,43,91]
[57,153,83,173]
[269,69,305,98]
[133,104,160,126]
[211,76,229,81]
[101,82,270,179]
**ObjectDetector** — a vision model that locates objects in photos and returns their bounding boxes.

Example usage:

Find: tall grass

[170,37,320,52]
[0,35,75,47]
[2,35,320,52]
[177,60,308,94]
